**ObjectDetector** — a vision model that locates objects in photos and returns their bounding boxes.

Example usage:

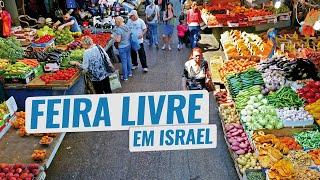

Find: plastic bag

[130,34,141,51]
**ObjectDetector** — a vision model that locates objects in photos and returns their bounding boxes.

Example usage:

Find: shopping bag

[130,35,141,51]
[109,70,122,91]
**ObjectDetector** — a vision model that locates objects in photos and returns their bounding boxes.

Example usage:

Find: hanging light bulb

[274,0,281,9]
[314,20,320,31]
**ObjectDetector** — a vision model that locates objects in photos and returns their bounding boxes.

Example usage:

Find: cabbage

[265,124,274,129]
[258,118,267,126]
[257,94,263,100]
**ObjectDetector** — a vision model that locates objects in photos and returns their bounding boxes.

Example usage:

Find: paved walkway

[46,1,238,179]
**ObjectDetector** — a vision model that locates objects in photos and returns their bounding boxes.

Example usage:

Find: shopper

[161,2,175,51]
[182,48,211,90]
[145,0,160,48]
[114,16,132,81]
[98,0,108,18]
[53,12,82,33]
[177,19,188,51]
[70,36,114,94]
[186,2,202,48]
[127,10,149,72]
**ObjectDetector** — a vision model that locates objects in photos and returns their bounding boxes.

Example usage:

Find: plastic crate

[243,169,266,180]
[31,38,55,48]
[33,64,44,77]
[4,71,35,84]
[283,119,314,128]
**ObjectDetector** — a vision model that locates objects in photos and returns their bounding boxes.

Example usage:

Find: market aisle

[47,1,238,179]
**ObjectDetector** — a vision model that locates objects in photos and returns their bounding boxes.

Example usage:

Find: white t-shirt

[145,4,160,24]
[126,18,147,44]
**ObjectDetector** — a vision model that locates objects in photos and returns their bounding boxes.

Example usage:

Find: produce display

[39,136,53,145]
[287,150,313,168]
[240,95,283,131]
[67,41,82,50]
[0,59,10,70]
[221,30,272,58]
[276,107,314,126]
[308,149,320,165]
[266,87,304,108]
[219,58,257,82]
[82,30,112,47]
[225,123,253,155]
[31,150,46,162]
[214,91,232,104]
[268,159,295,179]
[0,37,24,60]
[234,86,262,110]
[227,69,264,97]
[245,170,266,180]
[55,29,74,45]
[0,163,41,179]
[36,26,55,37]
[33,35,54,44]
[220,104,240,124]
[295,168,320,179]
[18,59,40,68]
[278,137,302,150]
[305,99,320,124]
[294,131,320,150]
[3,62,32,76]
[40,68,78,84]
[297,80,320,104]
[236,153,261,174]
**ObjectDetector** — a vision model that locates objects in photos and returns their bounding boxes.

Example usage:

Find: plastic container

[282,119,314,128]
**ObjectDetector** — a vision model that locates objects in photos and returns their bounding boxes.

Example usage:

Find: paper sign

[6,96,18,115]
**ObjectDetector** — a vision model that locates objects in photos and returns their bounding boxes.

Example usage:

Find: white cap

[128,10,138,18]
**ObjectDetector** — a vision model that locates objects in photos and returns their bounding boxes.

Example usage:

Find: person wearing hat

[126,10,149,72]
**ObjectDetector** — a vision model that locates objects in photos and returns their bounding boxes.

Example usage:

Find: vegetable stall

[210,28,320,179]
[0,25,114,179]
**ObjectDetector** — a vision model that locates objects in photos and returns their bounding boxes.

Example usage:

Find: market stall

[209,27,320,179]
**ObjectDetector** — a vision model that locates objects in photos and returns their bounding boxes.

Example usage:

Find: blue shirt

[114,25,131,48]
[65,16,82,33]
[80,46,112,81]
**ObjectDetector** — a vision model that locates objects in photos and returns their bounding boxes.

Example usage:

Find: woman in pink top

[186,2,202,48]
[177,19,188,51]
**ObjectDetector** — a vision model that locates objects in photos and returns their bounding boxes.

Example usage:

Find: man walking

[127,10,149,72]
[145,0,160,48]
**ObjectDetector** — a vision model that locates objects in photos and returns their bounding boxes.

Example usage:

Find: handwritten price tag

[6,96,17,116]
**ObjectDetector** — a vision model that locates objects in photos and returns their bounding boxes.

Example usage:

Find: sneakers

[168,45,172,51]
[143,68,148,72]
[128,74,133,77]
[131,66,138,70]
[161,45,166,50]
[120,76,128,81]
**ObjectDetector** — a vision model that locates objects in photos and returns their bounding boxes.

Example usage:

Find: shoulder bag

[147,6,156,22]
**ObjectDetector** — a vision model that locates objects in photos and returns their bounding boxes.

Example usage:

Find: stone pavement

[46,1,238,179]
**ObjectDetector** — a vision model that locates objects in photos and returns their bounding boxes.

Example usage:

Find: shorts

[163,24,174,37]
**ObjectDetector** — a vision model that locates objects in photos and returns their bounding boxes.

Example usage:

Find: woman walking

[70,36,115,94]
[161,2,175,51]
[186,2,202,48]
[114,16,133,81]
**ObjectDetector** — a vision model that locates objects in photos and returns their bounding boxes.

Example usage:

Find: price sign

[6,96,17,116]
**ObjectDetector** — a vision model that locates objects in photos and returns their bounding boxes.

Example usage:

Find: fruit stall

[0,26,114,110]
[209,28,320,179]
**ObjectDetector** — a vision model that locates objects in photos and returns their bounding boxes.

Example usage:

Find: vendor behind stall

[53,12,82,33]
[0,6,11,38]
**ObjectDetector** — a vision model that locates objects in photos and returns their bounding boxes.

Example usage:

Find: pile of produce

[227,69,264,97]
[236,153,261,174]
[240,95,283,131]
[31,150,46,162]
[82,30,112,47]
[67,41,82,50]
[305,99,320,124]
[308,149,320,165]
[36,26,55,37]
[33,35,54,44]
[24,48,62,63]
[268,159,295,179]
[214,91,232,104]
[279,137,302,150]
[40,68,78,84]
[245,170,266,180]
[0,163,41,179]
[55,29,74,45]
[295,168,320,179]
[18,59,39,68]
[11,111,28,137]
[276,59,318,81]
[305,49,320,71]
[276,107,314,124]
[257,59,286,94]
[0,59,10,70]
[287,150,313,168]
[297,80,320,104]
[266,4,290,14]
[267,87,304,108]
[294,131,320,149]
[219,59,257,81]
[0,102,9,120]
[69,49,84,62]
[3,62,32,76]
[234,86,262,110]
[39,136,53,145]
[220,104,240,124]
[225,123,253,155]
[0,37,24,60]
